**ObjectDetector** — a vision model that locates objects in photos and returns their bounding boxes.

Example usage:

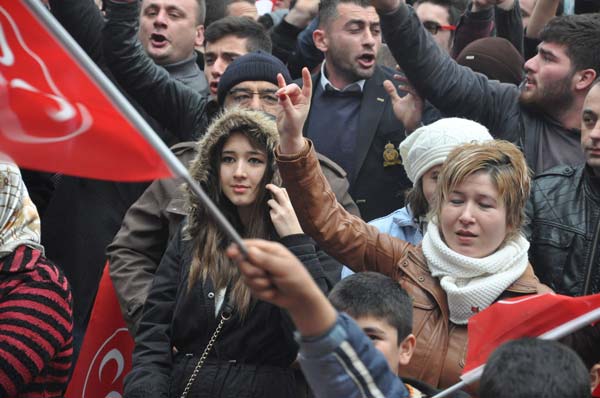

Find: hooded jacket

[123,109,338,398]
[109,111,357,335]
[185,108,281,239]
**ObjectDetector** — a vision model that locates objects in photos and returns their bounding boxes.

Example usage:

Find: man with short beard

[302,0,436,221]
[369,0,600,174]
[524,79,600,298]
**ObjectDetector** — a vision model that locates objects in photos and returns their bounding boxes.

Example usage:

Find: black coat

[524,164,600,296]
[124,230,337,398]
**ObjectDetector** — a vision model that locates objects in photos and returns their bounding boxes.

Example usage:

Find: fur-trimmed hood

[185,107,280,237]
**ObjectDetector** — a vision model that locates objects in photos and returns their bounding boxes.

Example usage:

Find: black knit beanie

[217,51,293,106]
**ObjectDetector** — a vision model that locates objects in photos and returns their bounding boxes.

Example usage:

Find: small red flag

[65,264,134,398]
[464,293,600,376]
[0,1,172,181]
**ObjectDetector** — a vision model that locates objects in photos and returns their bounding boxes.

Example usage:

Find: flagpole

[22,0,248,257]
[432,307,600,398]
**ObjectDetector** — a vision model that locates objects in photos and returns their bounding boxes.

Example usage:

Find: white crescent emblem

[0,6,92,143]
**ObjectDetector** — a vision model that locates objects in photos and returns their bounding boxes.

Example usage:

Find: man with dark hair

[368,0,600,174]
[204,16,272,97]
[413,0,459,53]
[303,0,433,221]
[480,338,591,398]
[524,79,600,297]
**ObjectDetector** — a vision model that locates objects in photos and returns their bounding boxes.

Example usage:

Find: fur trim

[184,107,280,238]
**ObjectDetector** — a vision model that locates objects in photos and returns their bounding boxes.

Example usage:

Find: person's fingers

[301,67,312,99]
[250,287,277,302]
[391,75,419,97]
[267,198,281,212]
[277,72,287,89]
[238,259,268,279]
[280,187,291,201]
[384,80,402,102]
[276,82,302,97]
[242,273,273,290]
[392,74,409,84]
[266,184,286,204]
[278,90,295,115]
[226,243,243,263]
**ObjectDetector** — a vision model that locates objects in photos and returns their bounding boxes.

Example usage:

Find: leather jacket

[524,164,600,296]
[277,141,550,389]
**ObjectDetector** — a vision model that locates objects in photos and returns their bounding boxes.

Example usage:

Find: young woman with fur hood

[123,108,340,398]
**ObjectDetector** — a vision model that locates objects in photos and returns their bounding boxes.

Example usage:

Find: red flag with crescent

[0,1,172,181]
[65,264,134,398]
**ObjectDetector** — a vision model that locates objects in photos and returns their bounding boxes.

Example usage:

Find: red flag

[65,264,134,398]
[463,293,600,376]
[0,1,172,181]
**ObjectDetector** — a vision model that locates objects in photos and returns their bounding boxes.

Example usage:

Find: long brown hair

[184,109,280,317]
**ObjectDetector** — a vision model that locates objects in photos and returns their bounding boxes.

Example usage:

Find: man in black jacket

[524,79,600,296]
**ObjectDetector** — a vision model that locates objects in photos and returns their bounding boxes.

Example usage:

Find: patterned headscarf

[0,162,43,257]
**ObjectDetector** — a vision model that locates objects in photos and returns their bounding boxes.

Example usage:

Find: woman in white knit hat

[369,118,494,244]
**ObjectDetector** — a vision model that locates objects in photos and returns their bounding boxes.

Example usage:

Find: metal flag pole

[432,307,600,398]
[23,0,248,257]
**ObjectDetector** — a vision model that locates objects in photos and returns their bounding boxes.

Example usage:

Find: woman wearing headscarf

[0,161,73,397]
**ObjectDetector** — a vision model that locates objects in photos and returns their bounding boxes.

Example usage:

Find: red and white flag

[65,264,134,398]
[463,293,600,380]
[0,1,172,181]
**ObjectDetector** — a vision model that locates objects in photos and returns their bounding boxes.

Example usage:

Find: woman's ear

[397,333,416,367]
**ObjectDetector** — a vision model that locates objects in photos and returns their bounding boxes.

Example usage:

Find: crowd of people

[3,0,600,396]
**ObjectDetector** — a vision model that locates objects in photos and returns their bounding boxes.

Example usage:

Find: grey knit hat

[217,51,292,106]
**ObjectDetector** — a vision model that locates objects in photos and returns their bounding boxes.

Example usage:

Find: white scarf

[421,222,529,325]
[0,162,43,258]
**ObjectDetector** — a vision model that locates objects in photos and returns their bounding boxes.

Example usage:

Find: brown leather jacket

[276,141,551,389]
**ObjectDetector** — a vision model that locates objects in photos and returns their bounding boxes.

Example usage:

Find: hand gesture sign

[275,67,312,155]
[384,74,424,134]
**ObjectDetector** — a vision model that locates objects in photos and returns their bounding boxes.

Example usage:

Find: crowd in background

[3,0,600,396]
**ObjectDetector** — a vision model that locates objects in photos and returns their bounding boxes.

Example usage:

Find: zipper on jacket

[583,215,600,295]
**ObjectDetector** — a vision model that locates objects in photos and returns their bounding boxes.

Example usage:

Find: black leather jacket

[524,164,600,296]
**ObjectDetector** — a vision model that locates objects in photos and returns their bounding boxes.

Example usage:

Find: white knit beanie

[400,118,493,184]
